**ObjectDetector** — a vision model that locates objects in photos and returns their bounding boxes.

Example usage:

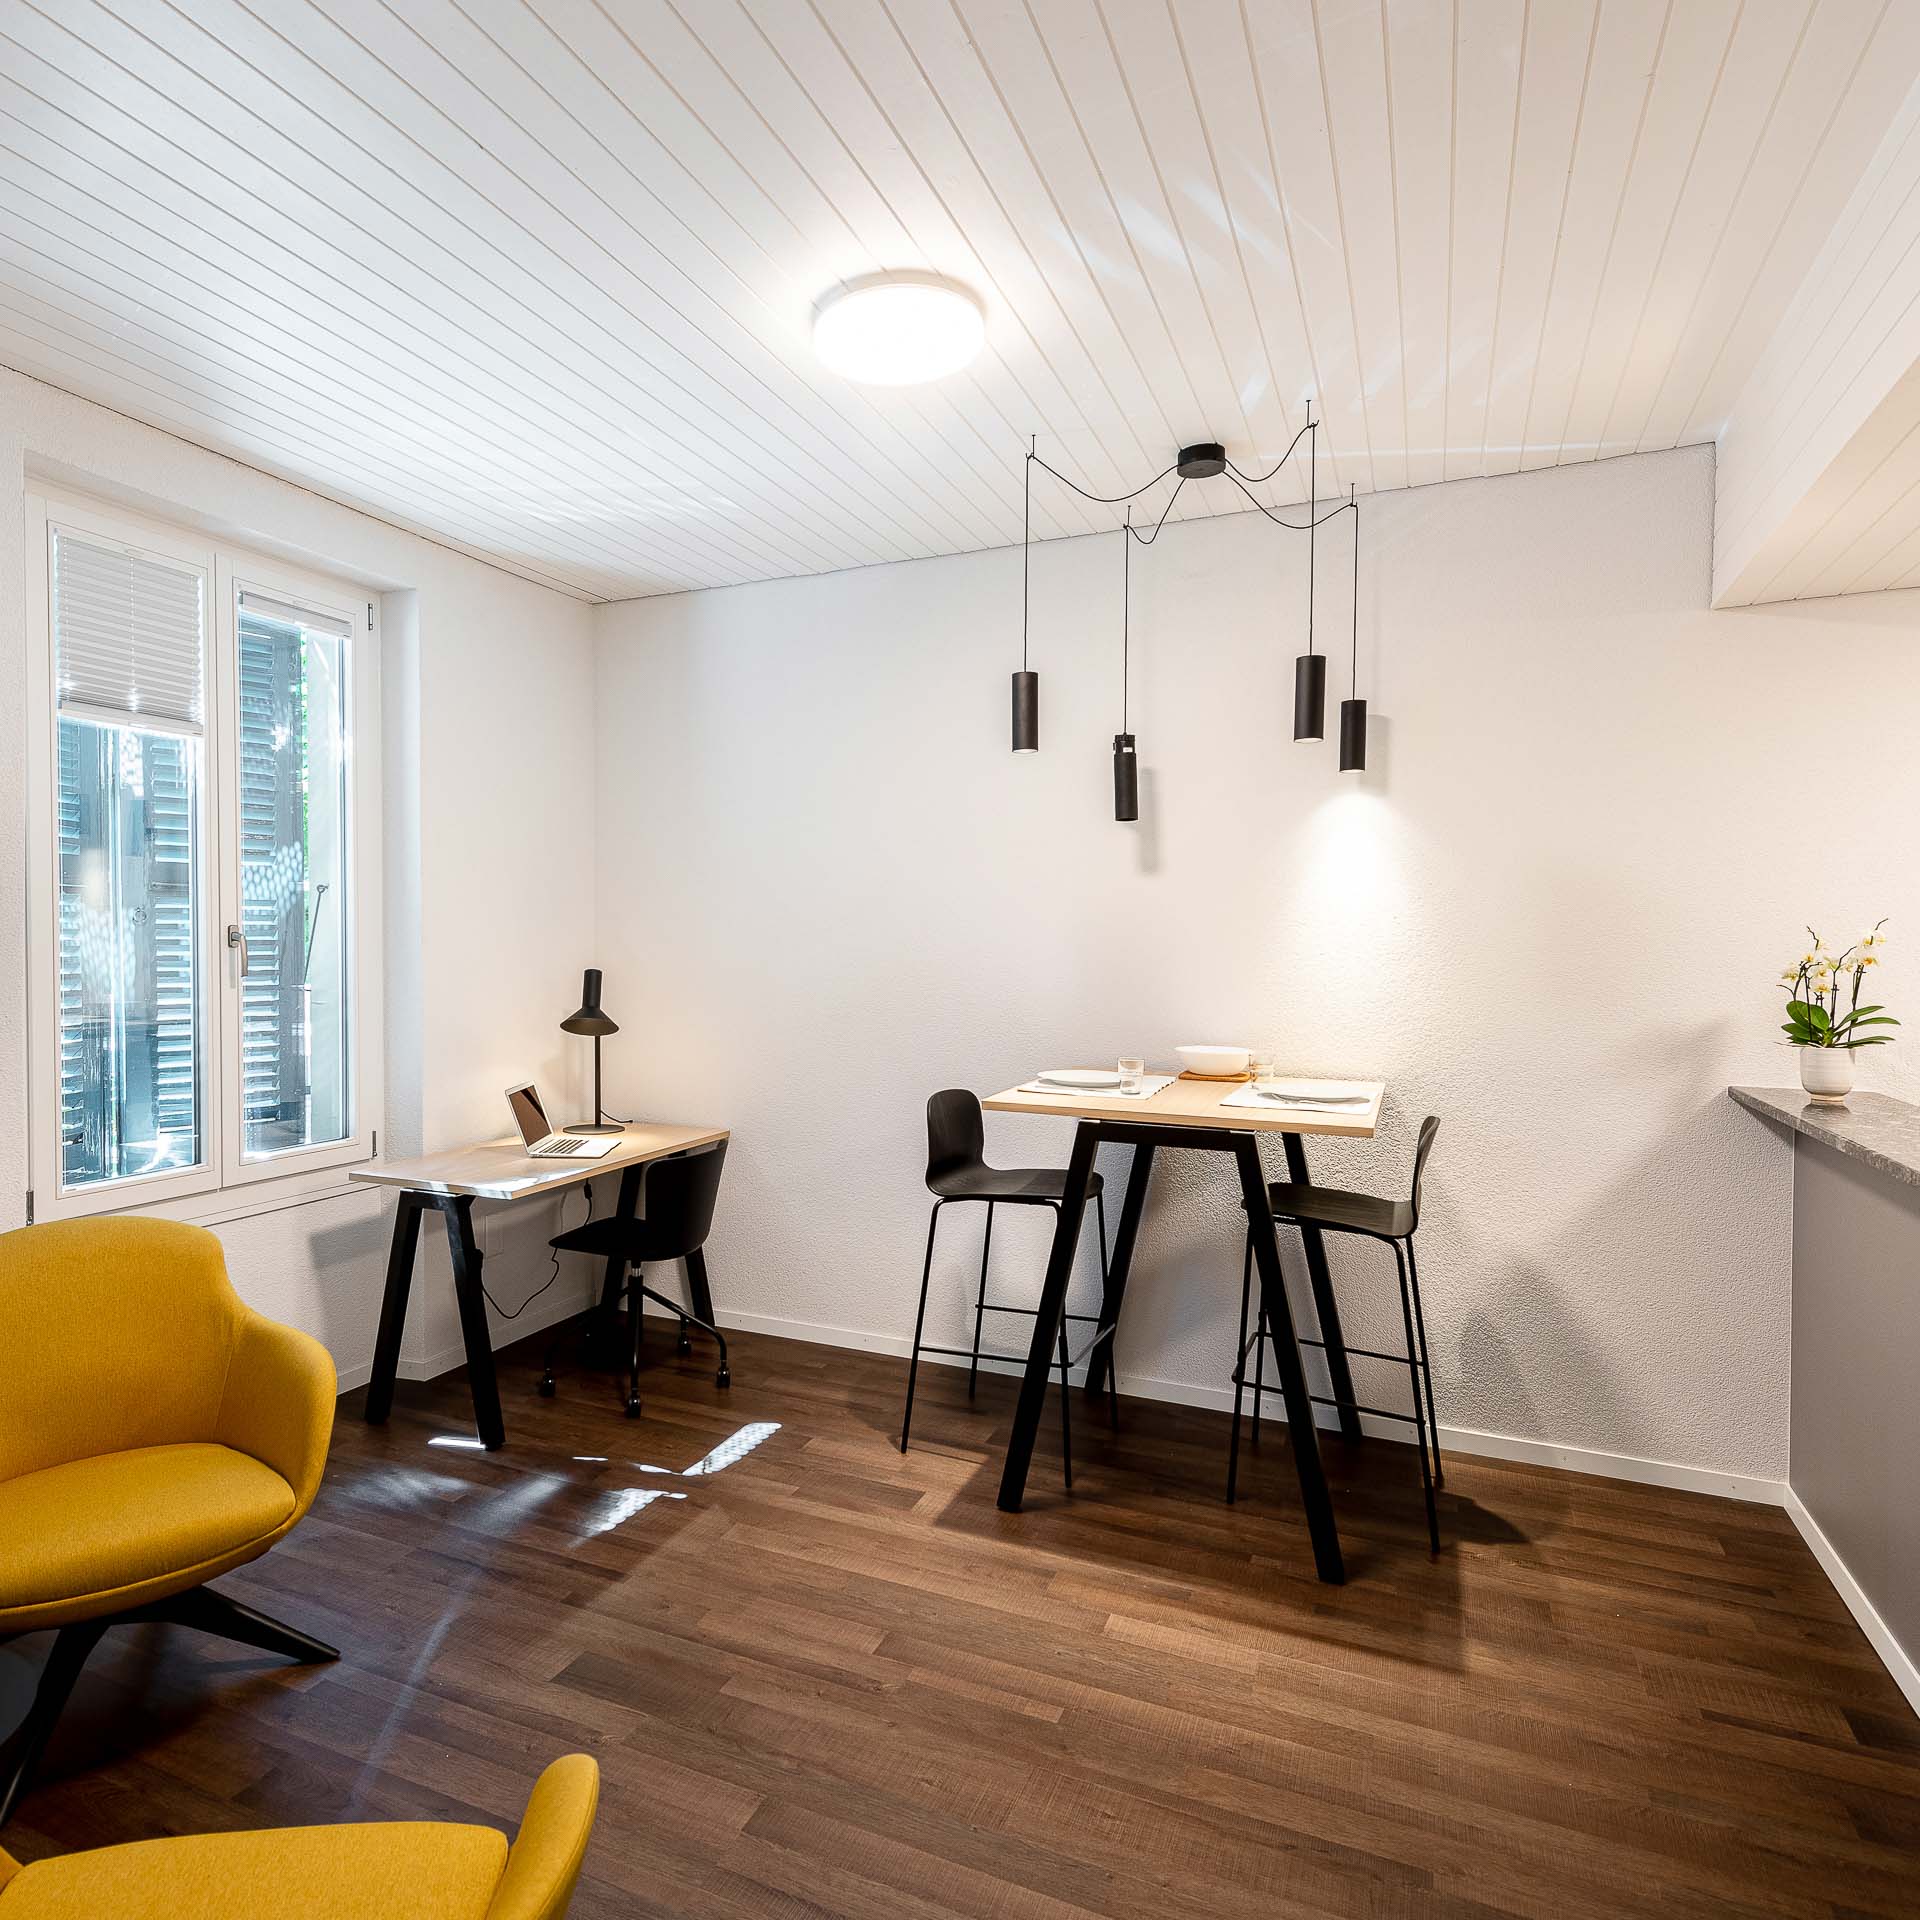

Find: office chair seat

[0,1444,295,1622]
[928,1164,1106,1204]
[1246,1180,1413,1242]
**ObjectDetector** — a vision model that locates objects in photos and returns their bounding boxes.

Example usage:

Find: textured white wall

[593,445,1920,1484]
[0,370,602,1382]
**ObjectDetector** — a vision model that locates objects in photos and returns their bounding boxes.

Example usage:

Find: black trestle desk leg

[442,1195,506,1450]
[684,1246,717,1327]
[998,1120,1098,1512]
[1282,1130,1362,1443]
[365,1191,423,1426]
[1084,1141,1154,1402]
[1236,1134,1344,1583]
[595,1164,645,1351]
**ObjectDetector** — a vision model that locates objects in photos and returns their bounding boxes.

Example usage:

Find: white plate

[1037,1069,1124,1090]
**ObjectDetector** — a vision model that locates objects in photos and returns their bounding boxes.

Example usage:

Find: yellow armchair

[0,1217,339,1825]
[0,1752,599,1920]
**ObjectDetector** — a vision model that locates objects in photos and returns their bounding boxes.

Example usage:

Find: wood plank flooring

[2,1320,1916,1917]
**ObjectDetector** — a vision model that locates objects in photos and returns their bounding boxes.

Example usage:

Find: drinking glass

[1249,1047,1276,1086]
[1118,1057,1145,1093]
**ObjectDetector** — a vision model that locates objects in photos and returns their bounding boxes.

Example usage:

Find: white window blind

[52,529,205,731]
[237,587,352,638]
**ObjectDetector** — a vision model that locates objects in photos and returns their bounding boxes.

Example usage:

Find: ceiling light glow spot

[813,273,985,386]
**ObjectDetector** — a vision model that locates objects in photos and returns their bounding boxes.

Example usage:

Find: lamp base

[570,1122,624,1135]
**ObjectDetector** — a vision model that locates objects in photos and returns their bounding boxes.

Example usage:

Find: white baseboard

[695,1304,1792,1502]
[1783,1486,1920,1716]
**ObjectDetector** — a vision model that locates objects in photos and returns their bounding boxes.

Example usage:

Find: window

[25,496,381,1220]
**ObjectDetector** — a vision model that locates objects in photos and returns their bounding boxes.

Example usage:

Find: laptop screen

[507,1083,551,1149]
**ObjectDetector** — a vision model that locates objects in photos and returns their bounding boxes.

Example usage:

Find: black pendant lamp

[1113,508,1139,821]
[1012,437,1039,751]
[1339,487,1366,772]
[1292,406,1325,741]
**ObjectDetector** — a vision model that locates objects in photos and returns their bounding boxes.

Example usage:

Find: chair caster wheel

[624,1394,641,1419]
[677,1330,693,1356]
[538,1373,556,1399]
[715,1366,731,1390]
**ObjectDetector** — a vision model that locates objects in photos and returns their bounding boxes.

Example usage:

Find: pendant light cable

[1022,436,1032,673]
[1122,505,1131,734]
[1349,485,1359,695]
[1307,411,1316,660]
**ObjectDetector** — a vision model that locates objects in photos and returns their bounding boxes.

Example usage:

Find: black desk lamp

[560,968,622,1134]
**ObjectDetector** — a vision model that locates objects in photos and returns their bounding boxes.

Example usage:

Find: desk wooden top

[983,1075,1383,1138]
[349,1120,728,1200]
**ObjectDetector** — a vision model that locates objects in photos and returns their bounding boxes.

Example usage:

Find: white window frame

[24,491,383,1223]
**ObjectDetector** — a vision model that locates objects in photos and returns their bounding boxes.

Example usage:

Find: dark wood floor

[3,1319,1917,1917]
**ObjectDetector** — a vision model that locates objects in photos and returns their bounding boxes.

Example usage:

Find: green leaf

[1844,1036,1894,1047]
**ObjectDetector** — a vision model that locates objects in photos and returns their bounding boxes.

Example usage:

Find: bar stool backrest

[635,1142,728,1262]
[1408,1116,1442,1230]
[926,1090,988,1192]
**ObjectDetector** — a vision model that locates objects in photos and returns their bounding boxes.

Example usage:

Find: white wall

[0,369,602,1383]
[592,444,1920,1485]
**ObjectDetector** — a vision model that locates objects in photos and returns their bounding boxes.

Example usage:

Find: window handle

[227,924,249,977]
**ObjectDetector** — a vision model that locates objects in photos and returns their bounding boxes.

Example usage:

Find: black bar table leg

[441,1195,506,1450]
[997,1121,1098,1512]
[364,1191,423,1426]
[1236,1135,1344,1584]
[1282,1131,1362,1442]
[1084,1141,1154,1401]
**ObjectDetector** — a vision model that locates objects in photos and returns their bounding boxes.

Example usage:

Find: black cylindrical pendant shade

[1293,652,1326,740]
[1338,698,1367,772]
[1113,733,1139,821]
[1011,669,1039,752]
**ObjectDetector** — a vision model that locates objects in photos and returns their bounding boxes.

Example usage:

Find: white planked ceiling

[1,0,1917,602]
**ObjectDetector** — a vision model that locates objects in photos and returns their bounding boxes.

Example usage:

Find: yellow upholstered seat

[0,1218,338,1824]
[0,1445,296,1619]
[0,1754,599,1920]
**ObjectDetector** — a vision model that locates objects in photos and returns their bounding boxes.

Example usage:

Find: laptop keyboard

[531,1137,586,1156]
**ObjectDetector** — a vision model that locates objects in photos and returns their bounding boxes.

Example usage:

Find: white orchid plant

[1779,922,1898,1051]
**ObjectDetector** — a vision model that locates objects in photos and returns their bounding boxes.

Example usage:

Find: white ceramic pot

[1799,1045,1854,1105]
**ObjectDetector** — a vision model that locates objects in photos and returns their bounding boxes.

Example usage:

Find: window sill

[47,1160,384,1231]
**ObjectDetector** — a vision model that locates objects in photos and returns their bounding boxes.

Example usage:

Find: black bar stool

[900,1090,1114,1485]
[542,1142,730,1418]
[1230,1116,1443,1550]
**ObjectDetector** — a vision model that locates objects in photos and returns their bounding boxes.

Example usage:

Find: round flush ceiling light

[812,272,985,385]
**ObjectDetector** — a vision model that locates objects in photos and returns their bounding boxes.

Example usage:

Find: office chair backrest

[1407,1116,1442,1230]
[0,1217,243,1483]
[925,1089,987,1191]
[639,1142,728,1261]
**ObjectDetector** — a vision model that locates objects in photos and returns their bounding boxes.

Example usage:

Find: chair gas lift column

[900,1091,1115,1486]
[1231,1116,1445,1551]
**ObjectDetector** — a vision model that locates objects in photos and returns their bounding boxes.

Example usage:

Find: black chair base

[0,1582,337,1827]
[541,1271,731,1420]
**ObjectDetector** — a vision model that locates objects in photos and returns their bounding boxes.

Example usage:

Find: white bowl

[1175,1044,1250,1077]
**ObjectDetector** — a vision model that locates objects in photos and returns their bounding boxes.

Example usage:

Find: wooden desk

[350,1120,727,1449]
[982,1076,1385,1585]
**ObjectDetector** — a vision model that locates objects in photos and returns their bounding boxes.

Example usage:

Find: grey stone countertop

[1729,1085,1920,1190]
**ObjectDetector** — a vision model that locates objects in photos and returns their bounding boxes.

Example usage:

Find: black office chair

[899,1090,1114,1486]
[1230,1116,1443,1550]
[542,1142,730,1419]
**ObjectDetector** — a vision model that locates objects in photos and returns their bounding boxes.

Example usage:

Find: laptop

[506,1082,619,1159]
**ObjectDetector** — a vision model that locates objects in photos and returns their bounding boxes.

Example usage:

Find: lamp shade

[1293,652,1326,740]
[1012,669,1038,752]
[1338,699,1367,772]
[560,968,619,1037]
[1112,734,1139,822]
